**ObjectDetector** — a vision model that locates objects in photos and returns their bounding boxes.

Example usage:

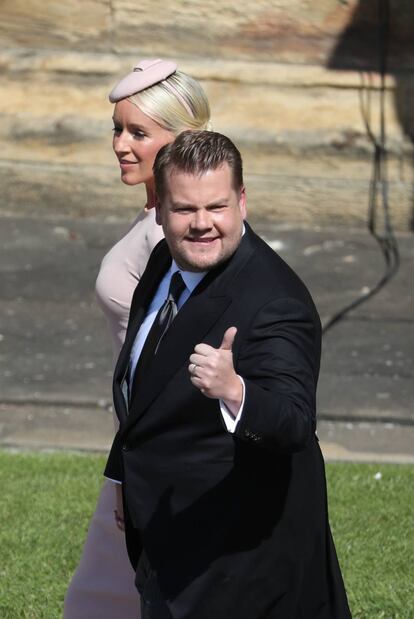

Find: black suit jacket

[105,223,351,619]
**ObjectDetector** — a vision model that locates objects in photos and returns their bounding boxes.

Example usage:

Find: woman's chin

[120,173,140,186]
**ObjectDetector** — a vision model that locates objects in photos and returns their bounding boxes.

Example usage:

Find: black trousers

[135,551,173,619]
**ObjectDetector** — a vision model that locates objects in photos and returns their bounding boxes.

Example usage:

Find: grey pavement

[1,214,413,462]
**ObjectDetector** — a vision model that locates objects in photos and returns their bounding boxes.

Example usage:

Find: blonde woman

[64,59,210,619]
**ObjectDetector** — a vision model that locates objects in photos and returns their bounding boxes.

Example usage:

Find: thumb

[219,326,237,351]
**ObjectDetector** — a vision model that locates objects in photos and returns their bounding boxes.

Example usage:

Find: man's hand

[114,483,125,532]
[189,327,243,417]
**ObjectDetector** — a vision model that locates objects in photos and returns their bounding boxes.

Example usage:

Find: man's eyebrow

[172,199,230,208]
[206,199,230,207]
[171,201,193,208]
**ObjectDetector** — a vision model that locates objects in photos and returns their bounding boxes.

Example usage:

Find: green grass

[0,451,105,619]
[326,462,414,619]
[0,451,412,618]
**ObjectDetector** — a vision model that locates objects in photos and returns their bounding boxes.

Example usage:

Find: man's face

[156,163,246,272]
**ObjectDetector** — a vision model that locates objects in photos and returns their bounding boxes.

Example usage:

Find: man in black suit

[105,131,351,618]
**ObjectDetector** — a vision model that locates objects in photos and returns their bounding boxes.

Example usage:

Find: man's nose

[191,209,212,230]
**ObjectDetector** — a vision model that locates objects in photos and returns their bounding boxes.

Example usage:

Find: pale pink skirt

[63,479,140,618]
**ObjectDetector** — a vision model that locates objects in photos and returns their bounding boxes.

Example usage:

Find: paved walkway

[1,215,413,462]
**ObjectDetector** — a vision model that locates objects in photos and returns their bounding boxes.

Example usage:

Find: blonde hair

[128,71,211,135]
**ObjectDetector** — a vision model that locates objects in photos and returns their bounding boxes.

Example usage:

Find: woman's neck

[145,183,157,210]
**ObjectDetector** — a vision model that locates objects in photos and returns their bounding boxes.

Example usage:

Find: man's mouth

[186,237,218,244]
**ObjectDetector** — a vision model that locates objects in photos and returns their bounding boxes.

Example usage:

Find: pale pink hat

[108,58,193,116]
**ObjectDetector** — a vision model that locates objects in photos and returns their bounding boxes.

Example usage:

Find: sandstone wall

[1,0,414,229]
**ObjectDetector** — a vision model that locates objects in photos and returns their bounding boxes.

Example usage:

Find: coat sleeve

[234,296,321,453]
[103,430,124,482]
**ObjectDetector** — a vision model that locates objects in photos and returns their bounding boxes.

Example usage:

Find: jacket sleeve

[234,296,321,453]
[103,431,124,482]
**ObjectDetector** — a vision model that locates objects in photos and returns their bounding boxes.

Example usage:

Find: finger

[114,510,125,531]
[190,374,212,398]
[188,362,202,377]
[219,326,237,351]
[190,374,204,389]
[189,353,207,367]
[193,343,215,356]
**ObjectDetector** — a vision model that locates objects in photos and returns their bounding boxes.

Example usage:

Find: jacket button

[244,429,261,442]
[122,443,130,451]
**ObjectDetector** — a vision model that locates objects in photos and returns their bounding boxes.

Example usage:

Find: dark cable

[322,0,400,333]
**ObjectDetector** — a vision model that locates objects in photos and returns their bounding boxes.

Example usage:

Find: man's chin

[176,252,225,273]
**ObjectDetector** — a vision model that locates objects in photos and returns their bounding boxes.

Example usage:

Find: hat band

[161,80,194,118]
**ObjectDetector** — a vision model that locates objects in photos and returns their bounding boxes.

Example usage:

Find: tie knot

[168,271,186,304]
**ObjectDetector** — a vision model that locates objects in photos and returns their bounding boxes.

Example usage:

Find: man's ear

[239,186,247,219]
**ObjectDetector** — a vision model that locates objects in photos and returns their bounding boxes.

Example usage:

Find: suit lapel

[113,242,172,424]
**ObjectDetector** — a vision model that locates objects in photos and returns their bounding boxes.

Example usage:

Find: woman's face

[112,99,175,187]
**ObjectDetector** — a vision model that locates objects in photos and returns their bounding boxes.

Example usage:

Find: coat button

[122,442,130,451]
[244,428,261,442]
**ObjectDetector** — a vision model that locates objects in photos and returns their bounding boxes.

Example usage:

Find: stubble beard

[172,236,241,273]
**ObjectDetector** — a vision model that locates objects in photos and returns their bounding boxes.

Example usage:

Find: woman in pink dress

[63,59,211,619]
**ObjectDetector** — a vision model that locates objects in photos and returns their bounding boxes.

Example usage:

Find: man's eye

[175,208,193,214]
[112,126,122,134]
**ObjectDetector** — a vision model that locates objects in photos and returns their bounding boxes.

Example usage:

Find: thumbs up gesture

[189,327,243,414]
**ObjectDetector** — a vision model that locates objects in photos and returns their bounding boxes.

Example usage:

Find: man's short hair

[153,130,244,200]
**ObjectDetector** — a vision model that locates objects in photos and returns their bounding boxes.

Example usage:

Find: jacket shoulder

[241,227,317,311]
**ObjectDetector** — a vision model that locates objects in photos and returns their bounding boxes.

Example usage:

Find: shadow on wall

[327,0,414,231]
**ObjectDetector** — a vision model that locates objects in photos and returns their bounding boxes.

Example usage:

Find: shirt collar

[170,259,206,293]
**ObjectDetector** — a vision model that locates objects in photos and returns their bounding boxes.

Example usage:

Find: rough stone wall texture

[1,0,414,229]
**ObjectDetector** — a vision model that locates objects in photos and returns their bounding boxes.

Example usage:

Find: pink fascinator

[108,58,193,117]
